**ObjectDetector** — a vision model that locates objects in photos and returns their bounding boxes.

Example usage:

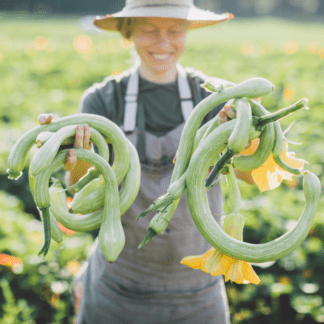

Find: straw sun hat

[94,0,234,32]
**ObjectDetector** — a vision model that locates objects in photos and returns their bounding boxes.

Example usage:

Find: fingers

[38,118,91,172]
[74,125,84,149]
[218,111,229,125]
[38,114,53,125]
[65,125,91,171]
[224,104,236,119]
[74,124,92,149]
[83,124,92,150]
[218,104,237,126]
[63,149,77,171]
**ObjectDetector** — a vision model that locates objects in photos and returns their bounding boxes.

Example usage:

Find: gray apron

[73,66,230,324]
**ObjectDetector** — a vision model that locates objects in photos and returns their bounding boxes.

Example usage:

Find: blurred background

[1,0,324,18]
[0,0,323,323]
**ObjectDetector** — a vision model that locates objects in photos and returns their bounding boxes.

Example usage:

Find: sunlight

[283,86,296,101]
[34,36,49,50]
[284,39,299,54]
[73,35,92,54]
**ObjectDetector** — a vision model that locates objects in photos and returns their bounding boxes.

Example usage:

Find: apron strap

[177,64,194,122]
[122,64,194,133]
[122,66,139,133]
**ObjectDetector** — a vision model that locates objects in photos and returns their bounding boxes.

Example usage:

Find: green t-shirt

[79,66,228,136]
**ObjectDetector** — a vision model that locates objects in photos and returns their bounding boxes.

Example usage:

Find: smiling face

[131,18,189,83]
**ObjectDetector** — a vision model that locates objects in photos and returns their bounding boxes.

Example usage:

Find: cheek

[133,37,152,56]
[177,32,187,48]
[175,37,186,56]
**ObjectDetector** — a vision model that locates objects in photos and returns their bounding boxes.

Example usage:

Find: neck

[139,63,177,84]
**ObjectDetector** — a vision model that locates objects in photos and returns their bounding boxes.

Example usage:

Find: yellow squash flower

[238,138,306,192]
[181,214,260,285]
[180,247,215,273]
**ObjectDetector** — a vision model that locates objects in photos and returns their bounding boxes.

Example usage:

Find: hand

[37,114,92,171]
[65,124,92,171]
[38,113,53,125]
[218,103,236,125]
[218,104,252,150]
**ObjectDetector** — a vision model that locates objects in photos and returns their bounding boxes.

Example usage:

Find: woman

[40,1,237,323]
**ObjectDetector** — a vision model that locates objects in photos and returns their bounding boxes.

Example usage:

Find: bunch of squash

[7,77,321,265]
[138,77,321,264]
[7,115,141,263]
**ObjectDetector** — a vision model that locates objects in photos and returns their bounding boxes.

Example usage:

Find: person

[39,1,245,323]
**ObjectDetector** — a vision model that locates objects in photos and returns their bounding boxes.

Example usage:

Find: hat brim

[93,6,234,31]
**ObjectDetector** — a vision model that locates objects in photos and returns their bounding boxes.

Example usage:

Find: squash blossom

[181,213,260,285]
[237,138,306,192]
[0,254,23,270]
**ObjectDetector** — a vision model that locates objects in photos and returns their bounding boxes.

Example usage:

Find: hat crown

[125,0,193,9]
[94,0,233,32]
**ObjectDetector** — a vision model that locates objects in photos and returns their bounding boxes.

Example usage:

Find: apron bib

[74,66,229,324]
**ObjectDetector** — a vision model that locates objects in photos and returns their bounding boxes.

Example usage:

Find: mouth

[150,53,173,61]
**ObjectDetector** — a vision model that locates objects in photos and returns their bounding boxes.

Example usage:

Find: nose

[155,30,170,47]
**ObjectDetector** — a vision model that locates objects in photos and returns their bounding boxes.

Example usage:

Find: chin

[151,60,178,73]
[153,65,174,74]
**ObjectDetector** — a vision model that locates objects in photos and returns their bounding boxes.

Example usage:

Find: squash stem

[137,195,173,219]
[254,98,308,129]
[138,228,157,248]
[7,169,22,180]
[205,149,235,189]
[38,206,51,257]
[226,165,241,214]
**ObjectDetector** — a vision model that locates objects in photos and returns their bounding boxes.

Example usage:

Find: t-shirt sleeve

[79,77,118,123]
[186,67,234,124]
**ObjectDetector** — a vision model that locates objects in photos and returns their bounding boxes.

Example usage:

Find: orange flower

[52,197,76,236]
[0,254,22,268]
[58,222,75,236]
[238,138,260,155]
[66,197,73,209]
[238,139,306,192]
[180,214,260,285]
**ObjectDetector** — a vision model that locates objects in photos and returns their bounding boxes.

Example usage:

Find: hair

[117,18,134,40]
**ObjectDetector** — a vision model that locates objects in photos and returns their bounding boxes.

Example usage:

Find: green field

[0,12,324,323]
